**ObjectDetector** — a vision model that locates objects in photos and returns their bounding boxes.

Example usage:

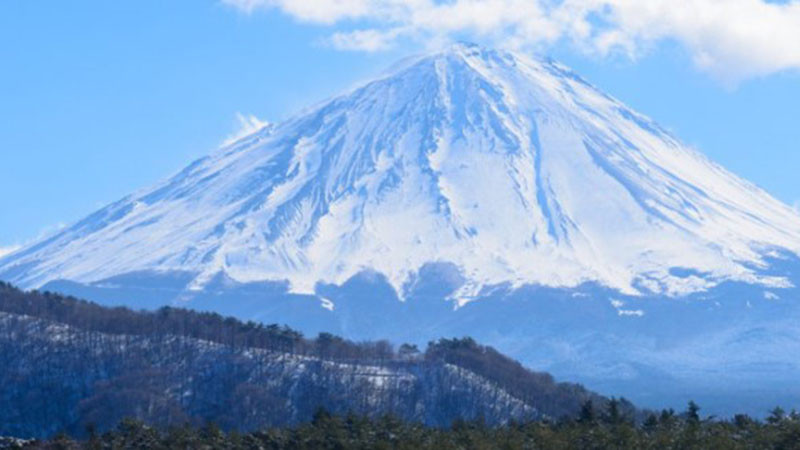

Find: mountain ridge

[0,282,616,439]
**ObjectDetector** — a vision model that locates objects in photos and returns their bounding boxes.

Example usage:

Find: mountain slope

[1,43,799,301]
[0,283,612,439]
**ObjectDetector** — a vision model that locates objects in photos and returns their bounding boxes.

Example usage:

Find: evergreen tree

[578,400,596,424]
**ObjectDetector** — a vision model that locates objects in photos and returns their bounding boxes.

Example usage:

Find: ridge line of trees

[0,281,614,438]
[10,404,800,450]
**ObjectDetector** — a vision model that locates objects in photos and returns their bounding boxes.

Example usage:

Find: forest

[3,282,799,448]
[6,404,800,449]
[0,282,611,439]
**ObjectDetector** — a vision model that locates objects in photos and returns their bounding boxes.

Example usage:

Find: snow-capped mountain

[4,43,800,415]
[2,43,799,300]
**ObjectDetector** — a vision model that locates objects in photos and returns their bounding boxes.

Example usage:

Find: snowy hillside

[2,42,799,302]
[0,284,613,437]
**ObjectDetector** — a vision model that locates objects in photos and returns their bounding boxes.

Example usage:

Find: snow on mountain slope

[2,43,799,301]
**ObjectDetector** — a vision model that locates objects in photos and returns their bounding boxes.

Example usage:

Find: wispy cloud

[223,113,270,146]
[1,222,69,259]
[0,245,20,259]
[222,0,800,83]
[329,28,401,51]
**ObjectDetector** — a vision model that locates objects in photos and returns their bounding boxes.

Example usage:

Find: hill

[0,282,620,439]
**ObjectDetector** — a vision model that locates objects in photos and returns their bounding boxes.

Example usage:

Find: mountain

[0,282,615,439]
[1,43,800,414]
[3,42,799,298]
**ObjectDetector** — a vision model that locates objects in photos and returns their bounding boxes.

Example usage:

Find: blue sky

[1,0,799,253]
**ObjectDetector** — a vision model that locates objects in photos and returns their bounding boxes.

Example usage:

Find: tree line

[0,282,605,439]
[11,404,800,449]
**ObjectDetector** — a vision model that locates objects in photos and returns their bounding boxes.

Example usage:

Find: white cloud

[221,0,376,23]
[0,245,20,259]
[223,113,270,146]
[329,28,401,51]
[586,0,800,82]
[223,0,800,82]
[0,223,70,261]
[609,298,645,317]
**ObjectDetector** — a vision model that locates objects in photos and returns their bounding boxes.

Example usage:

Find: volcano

[3,43,799,298]
[3,43,800,414]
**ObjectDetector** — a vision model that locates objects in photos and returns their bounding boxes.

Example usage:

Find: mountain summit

[3,43,799,300]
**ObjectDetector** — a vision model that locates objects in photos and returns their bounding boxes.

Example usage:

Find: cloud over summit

[222,0,800,82]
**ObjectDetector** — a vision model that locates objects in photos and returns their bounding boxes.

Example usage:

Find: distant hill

[0,282,622,439]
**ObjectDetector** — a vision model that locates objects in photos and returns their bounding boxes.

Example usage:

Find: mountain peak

[2,48,799,301]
